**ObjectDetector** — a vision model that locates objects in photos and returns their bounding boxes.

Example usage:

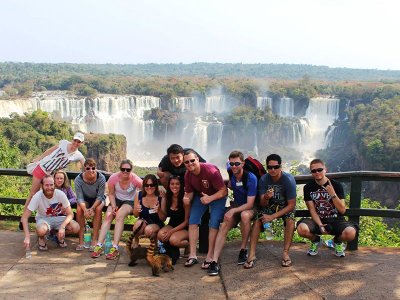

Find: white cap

[73,132,84,142]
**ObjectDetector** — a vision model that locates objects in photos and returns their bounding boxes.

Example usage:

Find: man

[22,175,80,251]
[297,158,358,257]
[208,151,257,276]
[75,158,106,251]
[157,144,205,188]
[244,154,296,268]
[182,150,228,269]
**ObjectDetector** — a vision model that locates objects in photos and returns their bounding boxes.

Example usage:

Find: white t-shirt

[39,140,84,174]
[28,189,71,218]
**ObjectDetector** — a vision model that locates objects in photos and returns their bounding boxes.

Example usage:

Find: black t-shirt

[303,178,345,219]
[158,148,206,177]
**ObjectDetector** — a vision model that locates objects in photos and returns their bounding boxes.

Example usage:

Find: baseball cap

[73,132,85,142]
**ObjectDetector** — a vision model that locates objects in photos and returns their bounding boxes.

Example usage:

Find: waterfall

[257,97,272,110]
[205,96,229,113]
[174,97,195,112]
[276,97,294,117]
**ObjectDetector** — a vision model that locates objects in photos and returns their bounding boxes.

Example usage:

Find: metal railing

[1,169,399,250]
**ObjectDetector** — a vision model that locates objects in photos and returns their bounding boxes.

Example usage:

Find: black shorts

[114,198,134,209]
[297,218,359,237]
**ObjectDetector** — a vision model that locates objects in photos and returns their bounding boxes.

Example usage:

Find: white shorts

[36,216,67,232]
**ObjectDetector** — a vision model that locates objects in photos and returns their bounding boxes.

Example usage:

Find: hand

[136,204,142,213]
[325,180,336,198]
[265,188,274,200]
[224,209,234,222]
[161,231,172,242]
[183,196,191,206]
[153,202,159,214]
[24,236,31,249]
[261,214,274,223]
[58,227,66,240]
[319,224,328,234]
[200,192,212,205]
[159,189,166,198]
[112,206,118,216]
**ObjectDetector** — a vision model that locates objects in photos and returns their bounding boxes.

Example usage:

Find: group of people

[21,132,359,277]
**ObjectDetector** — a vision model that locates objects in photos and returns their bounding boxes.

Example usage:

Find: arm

[230,195,255,215]
[31,145,58,162]
[133,193,141,218]
[305,201,328,232]
[108,183,118,215]
[183,192,193,206]
[58,206,74,241]
[156,197,167,222]
[200,186,228,205]
[165,202,190,239]
[263,198,296,222]
[21,208,33,248]
[326,180,346,215]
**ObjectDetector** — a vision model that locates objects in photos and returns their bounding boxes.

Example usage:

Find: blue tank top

[138,191,164,227]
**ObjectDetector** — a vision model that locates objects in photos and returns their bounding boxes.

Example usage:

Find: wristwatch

[331,194,338,199]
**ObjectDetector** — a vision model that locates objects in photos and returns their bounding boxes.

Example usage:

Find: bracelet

[331,194,338,199]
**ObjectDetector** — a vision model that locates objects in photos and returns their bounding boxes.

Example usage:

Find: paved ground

[0,230,399,300]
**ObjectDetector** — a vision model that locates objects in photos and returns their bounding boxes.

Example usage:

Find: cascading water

[256,97,272,111]
[275,97,294,117]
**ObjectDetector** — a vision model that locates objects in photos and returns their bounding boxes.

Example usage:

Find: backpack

[227,156,267,207]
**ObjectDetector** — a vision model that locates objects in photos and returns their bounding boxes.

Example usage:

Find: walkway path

[0,231,398,299]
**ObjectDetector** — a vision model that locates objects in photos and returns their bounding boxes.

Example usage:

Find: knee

[115,213,125,223]
[342,227,357,241]
[36,225,48,236]
[70,222,80,234]
[169,234,179,246]
[144,226,154,237]
[296,223,309,236]
[240,211,252,224]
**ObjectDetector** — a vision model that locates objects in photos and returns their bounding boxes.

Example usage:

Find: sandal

[184,257,199,267]
[201,260,212,270]
[57,239,68,248]
[243,259,256,269]
[75,244,85,251]
[281,257,292,267]
[38,239,48,251]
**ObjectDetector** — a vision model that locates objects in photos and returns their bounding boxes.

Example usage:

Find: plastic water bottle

[83,224,92,249]
[263,222,274,240]
[104,232,113,254]
[158,240,166,254]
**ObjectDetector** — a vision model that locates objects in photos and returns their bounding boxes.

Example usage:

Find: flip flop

[184,257,199,267]
[243,259,256,269]
[38,240,48,251]
[201,260,213,269]
[281,257,292,267]
[57,239,68,248]
[75,244,85,251]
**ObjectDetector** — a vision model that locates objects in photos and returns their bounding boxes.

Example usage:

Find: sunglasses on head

[267,165,281,170]
[85,166,96,171]
[229,162,242,167]
[311,168,324,173]
[144,183,156,188]
[169,175,180,179]
[184,159,196,165]
[120,167,131,172]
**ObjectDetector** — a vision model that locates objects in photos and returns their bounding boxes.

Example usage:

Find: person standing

[183,150,227,269]
[244,154,296,268]
[21,175,80,251]
[208,151,257,276]
[74,158,106,251]
[297,159,358,257]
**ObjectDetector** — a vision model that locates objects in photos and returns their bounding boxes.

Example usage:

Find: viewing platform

[0,230,398,299]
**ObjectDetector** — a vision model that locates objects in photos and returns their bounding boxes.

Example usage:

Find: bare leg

[169,230,189,248]
[239,210,254,250]
[247,219,262,261]
[97,206,115,245]
[206,228,219,261]
[91,203,104,246]
[212,220,234,263]
[76,206,85,245]
[112,204,132,246]
[282,219,295,261]
[188,224,199,258]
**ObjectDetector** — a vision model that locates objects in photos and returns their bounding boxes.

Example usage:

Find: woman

[131,174,166,248]
[54,169,77,207]
[92,159,142,259]
[25,132,85,207]
[157,175,189,260]
[21,132,85,229]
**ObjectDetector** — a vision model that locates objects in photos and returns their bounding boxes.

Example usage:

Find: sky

[1,0,400,70]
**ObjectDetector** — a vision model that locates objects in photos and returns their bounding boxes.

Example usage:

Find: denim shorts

[189,194,226,229]
[36,216,67,231]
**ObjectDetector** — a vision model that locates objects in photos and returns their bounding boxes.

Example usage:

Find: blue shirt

[230,171,258,206]
[258,171,296,207]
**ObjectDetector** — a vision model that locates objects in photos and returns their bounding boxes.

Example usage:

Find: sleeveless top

[167,204,186,228]
[138,191,164,227]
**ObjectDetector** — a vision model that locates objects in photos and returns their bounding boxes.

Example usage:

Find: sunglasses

[184,159,196,165]
[85,167,96,171]
[229,162,242,167]
[267,165,281,170]
[144,183,156,188]
[120,168,132,172]
[311,168,324,173]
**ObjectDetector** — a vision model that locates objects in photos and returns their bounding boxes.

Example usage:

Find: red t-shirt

[184,163,225,195]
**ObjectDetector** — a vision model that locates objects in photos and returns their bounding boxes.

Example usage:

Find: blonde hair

[53,169,71,189]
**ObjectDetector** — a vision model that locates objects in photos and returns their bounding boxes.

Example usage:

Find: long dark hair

[142,174,159,197]
[165,175,184,211]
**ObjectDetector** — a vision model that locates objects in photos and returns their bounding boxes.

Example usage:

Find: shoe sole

[106,255,119,260]
[91,253,103,258]
[208,272,219,276]
[307,252,318,256]
[238,261,246,265]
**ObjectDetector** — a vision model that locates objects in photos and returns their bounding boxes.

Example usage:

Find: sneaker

[307,239,322,256]
[334,242,346,257]
[91,245,104,258]
[237,249,248,265]
[324,239,347,250]
[106,247,119,260]
[207,261,220,276]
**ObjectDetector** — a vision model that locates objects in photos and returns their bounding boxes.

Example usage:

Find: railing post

[348,176,362,250]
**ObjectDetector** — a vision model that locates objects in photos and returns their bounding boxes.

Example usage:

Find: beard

[43,188,55,198]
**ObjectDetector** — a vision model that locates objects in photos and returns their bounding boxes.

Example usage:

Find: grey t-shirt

[74,172,106,204]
